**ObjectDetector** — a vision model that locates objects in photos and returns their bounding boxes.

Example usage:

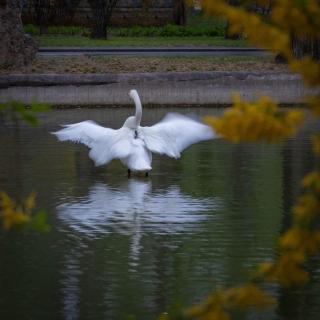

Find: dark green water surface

[0,107,319,320]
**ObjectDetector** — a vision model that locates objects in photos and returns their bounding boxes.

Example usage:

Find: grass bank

[2,56,286,74]
[37,35,248,47]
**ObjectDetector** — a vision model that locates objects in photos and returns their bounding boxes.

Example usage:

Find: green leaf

[0,100,51,126]
[29,102,51,112]
[20,112,38,126]
[29,210,51,233]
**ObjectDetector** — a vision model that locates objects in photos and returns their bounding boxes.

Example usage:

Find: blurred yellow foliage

[0,192,34,230]
[202,0,290,55]
[312,134,320,155]
[162,0,320,319]
[256,253,309,287]
[280,228,320,254]
[302,171,320,193]
[291,58,320,87]
[223,285,275,309]
[293,193,320,223]
[204,96,303,143]
[202,0,319,139]
[0,191,49,233]
[184,285,275,319]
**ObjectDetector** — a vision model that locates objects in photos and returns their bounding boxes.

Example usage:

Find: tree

[173,0,187,26]
[28,0,81,34]
[0,0,38,68]
[87,0,118,39]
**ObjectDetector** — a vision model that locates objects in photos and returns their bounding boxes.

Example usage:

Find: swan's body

[53,90,215,174]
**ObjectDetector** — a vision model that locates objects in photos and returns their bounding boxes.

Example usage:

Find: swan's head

[123,116,138,129]
[129,89,139,101]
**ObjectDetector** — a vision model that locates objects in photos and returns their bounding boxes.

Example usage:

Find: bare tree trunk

[173,0,186,26]
[90,2,107,38]
[88,0,118,39]
[0,0,38,68]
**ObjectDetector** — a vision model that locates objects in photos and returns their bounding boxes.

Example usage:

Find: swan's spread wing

[52,121,112,147]
[141,113,215,158]
[53,121,132,166]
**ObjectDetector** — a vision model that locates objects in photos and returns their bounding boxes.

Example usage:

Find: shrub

[111,24,225,38]
[24,23,225,38]
[24,24,88,36]
[47,25,87,35]
[24,24,40,35]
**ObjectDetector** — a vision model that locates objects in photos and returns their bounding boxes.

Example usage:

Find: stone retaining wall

[0,72,318,106]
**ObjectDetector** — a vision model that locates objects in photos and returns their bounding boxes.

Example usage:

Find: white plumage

[53,89,215,174]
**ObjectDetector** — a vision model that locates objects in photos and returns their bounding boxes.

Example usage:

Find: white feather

[140,113,215,158]
[121,139,152,171]
[52,90,215,172]
[53,121,132,166]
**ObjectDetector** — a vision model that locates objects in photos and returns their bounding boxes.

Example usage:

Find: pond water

[0,107,319,320]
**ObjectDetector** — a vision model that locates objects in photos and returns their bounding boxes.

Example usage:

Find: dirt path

[1,56,287,74]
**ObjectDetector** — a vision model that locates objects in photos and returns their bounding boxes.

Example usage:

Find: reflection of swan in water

[58,180,218,236]
[57,180,220,262]
[61,248,81,320]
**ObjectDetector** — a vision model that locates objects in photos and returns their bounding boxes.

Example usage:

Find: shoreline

[1,71,319,106]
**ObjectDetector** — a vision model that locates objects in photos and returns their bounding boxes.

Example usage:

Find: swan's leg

[127,169,131,178]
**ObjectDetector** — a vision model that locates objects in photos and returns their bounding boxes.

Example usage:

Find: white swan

[53,89,215,176]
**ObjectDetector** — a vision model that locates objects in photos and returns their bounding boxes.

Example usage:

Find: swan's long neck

[133,93,142,127]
